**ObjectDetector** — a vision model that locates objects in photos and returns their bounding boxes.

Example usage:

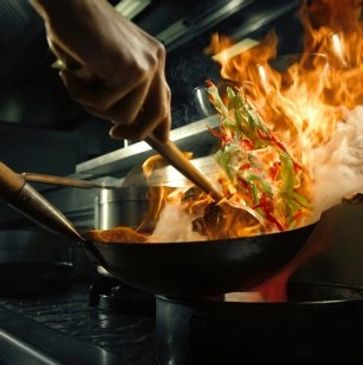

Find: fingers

[110,70,171,141]
[61,66,171,141]
[60,70,141,113]
[48,37,82,70]
[110,115,170,141]
[60,61,171,142]
[87,76,154,125]
[153,116,171,142]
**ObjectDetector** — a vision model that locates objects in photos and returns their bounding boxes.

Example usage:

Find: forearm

[30,0,112,35]
[30,0,95,15]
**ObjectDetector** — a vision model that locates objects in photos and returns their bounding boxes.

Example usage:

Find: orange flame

[90,0,363,244]
[209,0,363,155]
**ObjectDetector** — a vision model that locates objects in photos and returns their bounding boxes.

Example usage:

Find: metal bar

[75,116,219,177]
[21,173,115,190]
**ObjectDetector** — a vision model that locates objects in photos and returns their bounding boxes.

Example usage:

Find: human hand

[30,0,171,141]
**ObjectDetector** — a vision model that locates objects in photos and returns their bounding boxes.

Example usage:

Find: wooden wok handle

[145,135,223,201]
[0,163,107,269]
[0,162,26,200]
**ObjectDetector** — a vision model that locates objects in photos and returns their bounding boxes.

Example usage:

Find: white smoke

[147,204,206,242]
[310,106,363,219]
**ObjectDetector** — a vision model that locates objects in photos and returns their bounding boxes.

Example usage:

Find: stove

[89,276,155,316]
[0,281,156,365]
[156,282,363,364]
[0,278,363,365]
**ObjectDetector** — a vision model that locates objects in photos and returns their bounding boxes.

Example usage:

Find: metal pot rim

[97,186,150,203]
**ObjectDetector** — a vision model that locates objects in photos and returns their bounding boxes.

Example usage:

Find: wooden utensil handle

[21,172,100,189]
[0,162,26,200]
[145,135,223,201]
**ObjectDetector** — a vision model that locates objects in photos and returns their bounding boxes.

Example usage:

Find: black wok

[87,53,319,297]
[89,224,316,297]
[0,162,317,298]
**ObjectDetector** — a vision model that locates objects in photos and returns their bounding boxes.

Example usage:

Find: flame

[92,0,363,244]
[205,0,363,221]
[209,0,363,151]
[85,0,363,305]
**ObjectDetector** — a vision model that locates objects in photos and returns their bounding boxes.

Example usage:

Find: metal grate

[0,288,155,363]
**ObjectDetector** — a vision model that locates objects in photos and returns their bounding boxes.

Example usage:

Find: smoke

[310,105,363,219]
[147,204,206,242]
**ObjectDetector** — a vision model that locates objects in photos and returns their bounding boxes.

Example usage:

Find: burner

[155,282,363,364]
[89,276,155,316]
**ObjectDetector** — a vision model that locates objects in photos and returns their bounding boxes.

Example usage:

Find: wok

[0,161,317,298]
[90,225,316,297]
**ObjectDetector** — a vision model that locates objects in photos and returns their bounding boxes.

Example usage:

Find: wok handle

[0,162,26,199]
[0,161,84,241]
[0,161,108,267]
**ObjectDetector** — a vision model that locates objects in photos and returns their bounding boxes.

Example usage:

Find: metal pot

[94,157,221,230]
[94,186,150,230]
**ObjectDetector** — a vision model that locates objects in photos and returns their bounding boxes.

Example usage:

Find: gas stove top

[1,279,363,365]
[0,283,156,365]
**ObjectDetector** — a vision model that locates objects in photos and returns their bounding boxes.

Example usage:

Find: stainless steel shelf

[75,116,219,178]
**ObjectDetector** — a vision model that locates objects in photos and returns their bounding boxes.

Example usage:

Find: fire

[85,0,363,305]
[209,0,363,148]
[92,0,363,244]
[202,0,363,231]
[147,0,363,241]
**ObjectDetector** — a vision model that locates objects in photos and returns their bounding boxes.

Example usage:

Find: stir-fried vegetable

[208,83,311,231]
